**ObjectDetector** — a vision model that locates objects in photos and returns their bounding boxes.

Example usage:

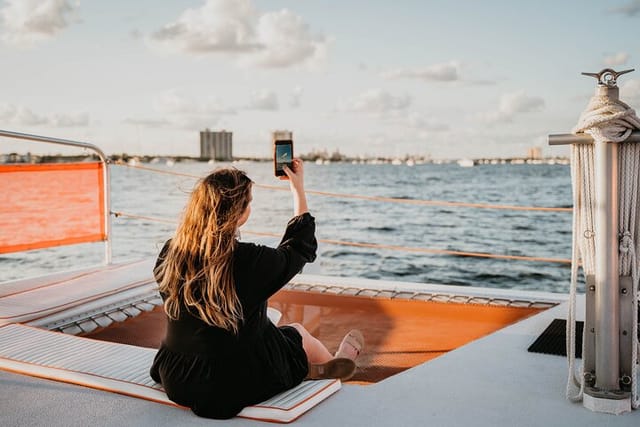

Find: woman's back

[151,213,317,419]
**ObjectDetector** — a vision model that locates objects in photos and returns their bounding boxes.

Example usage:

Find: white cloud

[0,103,89,127]
[604,52,630,66]
[0,104,18,121]
[150,0,327,68]
[609,0,640,16]
[14,106,49,126]
[339,89,412,113]
[499,91,545,114]
[406,112,449,132]
[151,0,260,53]
[621,79,640,105]
[151,90,235,130]
[382,61,460,82]
[246,89,279,110]
[289,86,303,108]
[154,90,234,116]
[476,91,545,124]
[0,0,78,47]
[247,9,326,68]
[50,112,89,127]
[371,111,449,143]
[476,110,513,124]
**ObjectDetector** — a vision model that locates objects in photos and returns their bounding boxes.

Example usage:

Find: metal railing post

[103,159,112,264]
[593,128,619,391]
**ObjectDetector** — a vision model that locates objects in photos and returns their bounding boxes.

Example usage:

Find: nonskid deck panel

[0,323,340,423]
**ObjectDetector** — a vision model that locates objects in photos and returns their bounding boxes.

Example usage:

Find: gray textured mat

[0,323,340,423]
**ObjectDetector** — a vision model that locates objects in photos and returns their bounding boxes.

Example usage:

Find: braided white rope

[566,144,583,400]
[618,143,640,408]
[567,91,640,406]
[567,143,593,401]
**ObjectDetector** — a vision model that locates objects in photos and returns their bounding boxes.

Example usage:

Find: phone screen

[274,141,293,176]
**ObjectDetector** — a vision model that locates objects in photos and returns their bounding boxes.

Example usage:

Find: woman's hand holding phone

[281,158,302,183]
[282,159,308,215]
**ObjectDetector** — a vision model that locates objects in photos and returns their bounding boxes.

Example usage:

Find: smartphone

[274,140,293,177]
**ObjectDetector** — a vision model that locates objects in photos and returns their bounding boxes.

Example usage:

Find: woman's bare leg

[289,323,333,364]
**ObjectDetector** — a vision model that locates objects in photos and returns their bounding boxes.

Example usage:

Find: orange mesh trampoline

[85,288,545,384]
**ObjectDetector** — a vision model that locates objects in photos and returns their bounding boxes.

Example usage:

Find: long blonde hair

[156,168,252,333]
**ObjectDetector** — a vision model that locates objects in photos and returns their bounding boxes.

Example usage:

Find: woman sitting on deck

[150,159,364,419]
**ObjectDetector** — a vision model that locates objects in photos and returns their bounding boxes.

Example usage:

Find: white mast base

[584,392,631,415]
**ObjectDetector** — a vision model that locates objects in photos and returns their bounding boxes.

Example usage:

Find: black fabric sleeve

[154,239,171,283]
[237,213,317,306]
[278,213,317,263]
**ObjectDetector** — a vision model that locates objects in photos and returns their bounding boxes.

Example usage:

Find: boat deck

[4,294,636,426]
[1,260,638,426]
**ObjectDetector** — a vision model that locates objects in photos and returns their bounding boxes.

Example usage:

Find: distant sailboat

[457,158,474,167]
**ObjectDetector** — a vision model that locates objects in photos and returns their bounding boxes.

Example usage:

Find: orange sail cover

[0,162,106,254]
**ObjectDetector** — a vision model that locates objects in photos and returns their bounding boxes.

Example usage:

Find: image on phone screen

[275,143,292,176]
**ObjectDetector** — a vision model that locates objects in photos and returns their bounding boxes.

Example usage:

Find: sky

[0,0,639,159]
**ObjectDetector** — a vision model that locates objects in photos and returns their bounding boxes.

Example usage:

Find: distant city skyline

[0,0,639,159]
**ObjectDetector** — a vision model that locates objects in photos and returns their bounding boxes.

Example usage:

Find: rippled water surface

[1,161,574,293]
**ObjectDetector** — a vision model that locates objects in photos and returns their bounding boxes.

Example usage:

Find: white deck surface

[2,285,638,426]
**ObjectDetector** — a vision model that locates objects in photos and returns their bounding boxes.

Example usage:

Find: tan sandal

[335,329,364,360]
[307,358,356,381]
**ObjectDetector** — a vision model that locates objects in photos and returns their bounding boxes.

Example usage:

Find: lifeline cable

[111,211,572,265]
[114,161,572,213]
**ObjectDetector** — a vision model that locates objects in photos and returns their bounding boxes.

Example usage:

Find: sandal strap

[343,340,360,355]
[336,333,363,359]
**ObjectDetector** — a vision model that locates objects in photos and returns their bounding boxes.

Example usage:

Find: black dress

[150,213,317,419]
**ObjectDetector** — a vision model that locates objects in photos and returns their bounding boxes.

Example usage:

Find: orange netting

[84,289,544,384]
[0,162,106,254]
[271,290,543,384]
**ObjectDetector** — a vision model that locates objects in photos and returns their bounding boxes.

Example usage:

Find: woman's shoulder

[235,240,267,253]
[234,240,280,264]
[235,240,264,256]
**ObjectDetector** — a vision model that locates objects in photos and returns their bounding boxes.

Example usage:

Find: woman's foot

[334,329,364,361]
[307,358,356,381]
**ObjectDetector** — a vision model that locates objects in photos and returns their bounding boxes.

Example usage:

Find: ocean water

[0,161,575,293]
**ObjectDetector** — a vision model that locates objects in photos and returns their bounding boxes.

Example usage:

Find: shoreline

[1,152,570,166]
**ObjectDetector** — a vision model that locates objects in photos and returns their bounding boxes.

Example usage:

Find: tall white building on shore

[200,129,232,161]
